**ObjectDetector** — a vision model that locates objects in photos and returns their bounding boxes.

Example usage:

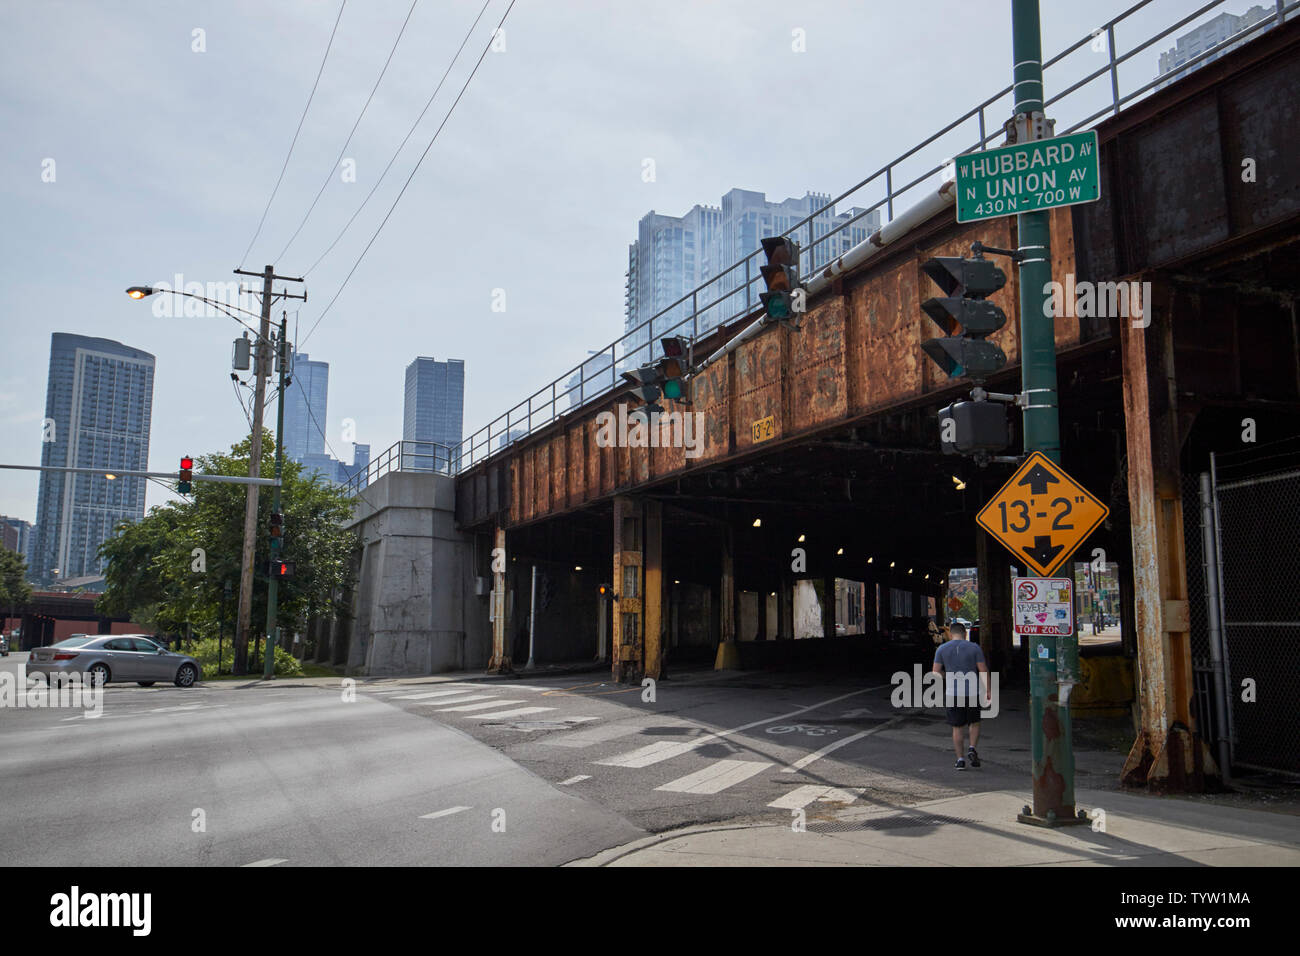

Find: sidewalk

[570,787,1300,866]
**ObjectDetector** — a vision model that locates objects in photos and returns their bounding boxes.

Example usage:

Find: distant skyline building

[1,515,34,569]
[284,351,329,461]
[403,357,465,470]
[32,334,155,584]
[280,351,368,486]
[1156,5,1268,88]
[623,188,881,358]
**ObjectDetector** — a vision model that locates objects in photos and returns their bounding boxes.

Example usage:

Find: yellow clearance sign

[975,451,1109,578]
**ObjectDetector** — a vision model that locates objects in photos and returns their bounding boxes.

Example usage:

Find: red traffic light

[180,456,193,471]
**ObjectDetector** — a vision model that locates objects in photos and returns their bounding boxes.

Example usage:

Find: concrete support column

[777,573,793,639]
[644,500,664,680]
[612,496,644,682]
[822,575,836,640]
[488,526,511,673]
[1119,277,1218,791]
[715,525,739,668]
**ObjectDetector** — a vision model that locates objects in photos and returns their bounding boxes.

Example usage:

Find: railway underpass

[325,18,1300,791]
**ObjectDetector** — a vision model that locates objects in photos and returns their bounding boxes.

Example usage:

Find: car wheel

[136,681,155,687]
[88,663,110,685]
[175,664,198,687]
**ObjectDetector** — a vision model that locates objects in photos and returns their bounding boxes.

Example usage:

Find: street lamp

[125,273,304,677]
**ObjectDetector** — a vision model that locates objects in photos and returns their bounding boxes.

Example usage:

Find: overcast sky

[0,0,1229,521]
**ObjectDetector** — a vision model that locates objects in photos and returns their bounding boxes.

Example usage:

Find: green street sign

[954,129,1100,223]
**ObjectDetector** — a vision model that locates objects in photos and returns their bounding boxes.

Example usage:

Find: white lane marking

[420,805,471,820]
[558,775,591,786]
[563,716,600,723]
[597,684,891,769]
[542,722,649,749]
[464,706,555,720]
[435,699,524,712]
[500,684,552,692]
[392,689,484,701]
[656,759,774,795]
[767,785,864,810]
[242,858,288,867]
[780,716,904,773]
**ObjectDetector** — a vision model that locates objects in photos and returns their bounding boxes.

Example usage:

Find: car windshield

[51,636,95,648]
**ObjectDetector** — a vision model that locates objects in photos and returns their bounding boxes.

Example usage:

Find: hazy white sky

[0,0,1233,521]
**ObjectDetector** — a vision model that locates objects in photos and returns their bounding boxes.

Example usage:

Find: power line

[239,0,348,268]
[302,0,493,280]
[300,0,514,349]
[274,0,420,267]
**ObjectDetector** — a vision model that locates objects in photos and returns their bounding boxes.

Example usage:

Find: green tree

[98,429,355,672]
[0,547,33,612]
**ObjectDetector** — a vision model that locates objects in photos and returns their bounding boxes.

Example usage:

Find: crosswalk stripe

[410,694,495,706]
[597,739,696,768]
[420,806,471,820]
[391,688,483,701]
[767,785,864,810]
[558,775,591,786]
[542,723,645,749]
[463,706,554,720]
[435,699,524,712]
[656,759,773,794]
[242,858,288,867]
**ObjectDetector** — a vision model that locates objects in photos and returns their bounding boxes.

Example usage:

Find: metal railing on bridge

[347,0,1297,499]
[346,440,459,494]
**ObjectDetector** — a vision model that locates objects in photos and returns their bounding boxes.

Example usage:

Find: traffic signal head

[622,338,691,408]
[269,560,296,579]
[269,512,284,549]
[938,400,1012,455]
[178,456,193,495]
[621,364,664,406]
[919,255,1008,383]
[759,236,803,328]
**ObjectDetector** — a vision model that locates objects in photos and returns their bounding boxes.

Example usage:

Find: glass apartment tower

[403,357,465,471]
[32,334,155,584]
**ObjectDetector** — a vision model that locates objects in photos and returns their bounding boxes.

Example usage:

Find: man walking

[932,621,989,770]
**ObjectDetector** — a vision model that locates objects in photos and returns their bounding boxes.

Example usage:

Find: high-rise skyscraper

[403,358,465,470]
[623,189,880,359]
[283,351,329,461]
[32,334,155,584]
[1155,5,1268,89]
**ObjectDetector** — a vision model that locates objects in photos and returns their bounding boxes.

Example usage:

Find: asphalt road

[0,653,1026,865]
[0,654,641,866]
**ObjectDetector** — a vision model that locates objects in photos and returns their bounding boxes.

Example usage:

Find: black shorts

[945,704,982,727]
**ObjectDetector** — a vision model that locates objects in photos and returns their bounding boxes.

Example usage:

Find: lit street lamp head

[125,286,155,299]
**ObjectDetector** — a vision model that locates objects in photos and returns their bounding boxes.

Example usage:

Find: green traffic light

[663,379,683,400]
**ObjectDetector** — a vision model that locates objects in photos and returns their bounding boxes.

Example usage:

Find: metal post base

[1016,805,1089,828]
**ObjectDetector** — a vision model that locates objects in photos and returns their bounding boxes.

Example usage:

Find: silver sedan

[27,634,201,687]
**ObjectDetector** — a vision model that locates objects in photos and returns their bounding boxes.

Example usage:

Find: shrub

[179,636,303,679]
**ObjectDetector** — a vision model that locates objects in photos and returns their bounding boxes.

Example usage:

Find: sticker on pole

[954,130,1100,223]
[1013,576,1073,636]
[975,451,1108,577]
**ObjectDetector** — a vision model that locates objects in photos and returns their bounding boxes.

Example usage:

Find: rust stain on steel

[691,363,730,463]
[790,297,847,432]
[735,330,783,451]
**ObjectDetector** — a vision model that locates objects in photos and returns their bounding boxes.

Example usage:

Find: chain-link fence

[1212,460,1300,773]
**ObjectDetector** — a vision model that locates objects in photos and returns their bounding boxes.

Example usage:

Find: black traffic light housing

[759,236,804,329]
[621,336,693,415]
[939,399,1013,455]
[178,456,193,495]
[920,255,1008,383]
[268,560,296,579]
[269,512,284,550]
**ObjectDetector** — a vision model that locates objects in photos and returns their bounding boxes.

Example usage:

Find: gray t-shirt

[934,639,986,704]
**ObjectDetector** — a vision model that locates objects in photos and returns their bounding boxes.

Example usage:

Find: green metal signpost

[955,130,1100,224]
